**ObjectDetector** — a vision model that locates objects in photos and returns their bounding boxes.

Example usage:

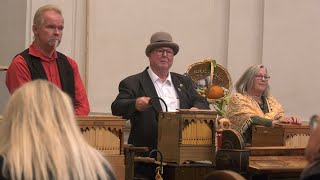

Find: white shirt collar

[147,67,173,85]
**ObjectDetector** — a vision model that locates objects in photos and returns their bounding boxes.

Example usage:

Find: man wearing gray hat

[111,31,209,178]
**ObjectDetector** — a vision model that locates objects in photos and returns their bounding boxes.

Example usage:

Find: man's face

[149,47,174,72]
[33,10,64,49]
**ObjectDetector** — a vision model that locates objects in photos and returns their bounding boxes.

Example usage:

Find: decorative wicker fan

[186,59,232,91]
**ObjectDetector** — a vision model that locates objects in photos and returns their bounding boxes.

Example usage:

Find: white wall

[0,0,319,121]
[263,0,320,120]
[0,0,26,112]
[227,0,264,83]
[87,0,319,121]
[0,0,26,62]
[87,0,219,113]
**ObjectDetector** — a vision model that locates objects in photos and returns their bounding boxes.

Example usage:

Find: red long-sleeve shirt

[6,43,90,115]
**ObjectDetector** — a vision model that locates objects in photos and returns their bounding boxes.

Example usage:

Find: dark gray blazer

[111,67,209,154]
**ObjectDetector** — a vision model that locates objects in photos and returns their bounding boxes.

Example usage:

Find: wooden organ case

[157,110,218,164]
[77,116,126,180]
[217,124,310,179]
[252,124,310,147]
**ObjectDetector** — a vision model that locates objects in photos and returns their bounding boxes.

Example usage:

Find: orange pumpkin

[207,86,224,99]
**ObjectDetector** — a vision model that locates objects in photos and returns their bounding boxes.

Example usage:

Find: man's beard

[48,39,61,48]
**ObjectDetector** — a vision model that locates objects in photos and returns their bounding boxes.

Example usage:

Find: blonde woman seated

[0,80,115,180]
[226,64,301,144]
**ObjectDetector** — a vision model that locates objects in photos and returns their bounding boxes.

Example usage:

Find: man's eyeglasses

[255,74,270,80]
[155,48,174,57]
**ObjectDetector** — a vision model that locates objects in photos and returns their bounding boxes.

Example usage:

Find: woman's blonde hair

[235,64,270,96]
[0,80,112,180]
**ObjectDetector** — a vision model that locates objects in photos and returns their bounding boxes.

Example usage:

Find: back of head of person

[310,115,320,129]
[0,80,113,180]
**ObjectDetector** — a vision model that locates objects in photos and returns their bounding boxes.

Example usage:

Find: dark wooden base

[162,163,216,180]
[247,172,302,180]
[246,155,307,180]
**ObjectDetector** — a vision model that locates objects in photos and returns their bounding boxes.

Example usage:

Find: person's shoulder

[56,51,68,57]
[232,93,245,98]
[121,70,145,82]
[11,49,29,63]
[56,51,78,65]
[230,93,250,103]
[266,94,276,99]
[8,54,28,68]
[11,55,26,63]
[170,72,190,81]
[171,72,185,78]
[266,94,279,102]
[64,55,76,63]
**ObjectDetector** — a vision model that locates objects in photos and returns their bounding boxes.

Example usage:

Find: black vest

[19,49,75,104]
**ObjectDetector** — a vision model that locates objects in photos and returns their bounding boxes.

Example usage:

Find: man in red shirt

[6,4,90,116]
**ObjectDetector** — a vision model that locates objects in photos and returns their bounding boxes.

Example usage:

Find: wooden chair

[124,145,166,180]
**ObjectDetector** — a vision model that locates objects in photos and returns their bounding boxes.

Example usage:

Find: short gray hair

[235,64,270,96]
[33,4,63,26]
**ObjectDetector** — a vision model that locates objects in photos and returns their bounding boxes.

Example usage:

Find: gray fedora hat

[145,32,179,56]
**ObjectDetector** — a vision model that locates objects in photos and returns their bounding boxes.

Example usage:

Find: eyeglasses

[155,48,174,57]
[255,74,270,80]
